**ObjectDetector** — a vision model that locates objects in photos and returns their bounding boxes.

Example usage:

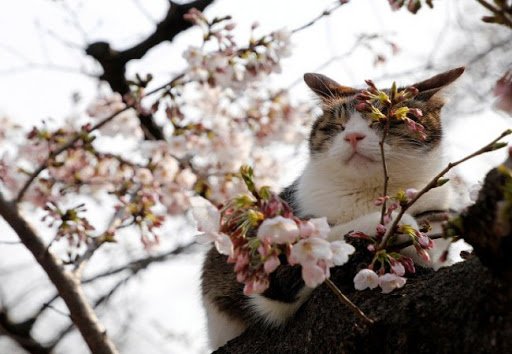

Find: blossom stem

[15,73,185,203]
[290,1,348,34]
[377,128,512,250]
[324,278,374,325]
[379,120,391,225]
[388,233,447,251]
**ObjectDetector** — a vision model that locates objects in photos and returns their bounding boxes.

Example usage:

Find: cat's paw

[327,212,419,242]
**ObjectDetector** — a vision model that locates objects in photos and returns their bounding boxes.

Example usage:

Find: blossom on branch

[191,166,354,294]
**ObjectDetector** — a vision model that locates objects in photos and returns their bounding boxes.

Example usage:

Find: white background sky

[0,1,511,353]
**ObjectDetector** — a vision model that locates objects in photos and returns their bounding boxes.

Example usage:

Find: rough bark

[85,0,215,140]
[216,159,512,354]
[0,194,119,354]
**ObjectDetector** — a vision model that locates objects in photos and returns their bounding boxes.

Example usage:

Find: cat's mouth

[345,152,376,164]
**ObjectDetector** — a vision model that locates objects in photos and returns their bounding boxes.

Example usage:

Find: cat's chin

[344,152,377,167]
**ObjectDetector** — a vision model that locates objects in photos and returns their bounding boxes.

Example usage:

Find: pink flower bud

[374,195,389,206]
[438,250,449,263]
[408,108,423,118]
[390,260,405,276]
[234,253,249,272]
[405,188,418,199]
[355,102,370,112]
[400,256,416,274]
[416,247,431,263]
[418,234,433,249]
[376,224,386,238]
[236,271,247,283]
[299,220,315,238]
[349,231,370,240]
[263,255,281,273]
[224,23,236,31]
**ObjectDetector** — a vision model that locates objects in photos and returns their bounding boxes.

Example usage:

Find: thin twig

[476,0,512,29]
[389,233,446,251]
[378,129,512,249]
[82,242,195,284]
[379,120,391,225]
[45,303,71,319]
[324,278,374,325]
[291,1,348,34]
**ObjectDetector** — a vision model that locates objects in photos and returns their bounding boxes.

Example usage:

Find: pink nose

[344,132,366,148]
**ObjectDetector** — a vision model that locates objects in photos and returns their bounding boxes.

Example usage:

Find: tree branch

[0,308,52,354]
[15,73,185,203]
[85,0,215,140]
[0,193,119,354]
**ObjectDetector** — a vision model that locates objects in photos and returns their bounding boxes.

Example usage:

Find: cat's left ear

[304,73,358,100]
[412,67,465,101]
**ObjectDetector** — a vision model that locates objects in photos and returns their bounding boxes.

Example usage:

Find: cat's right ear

[304,73,358,100]
[412,67,465,101]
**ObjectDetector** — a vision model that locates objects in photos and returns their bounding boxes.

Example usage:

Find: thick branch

[85,0,215,140]
[0,193,119,354]
[218,256,512,353]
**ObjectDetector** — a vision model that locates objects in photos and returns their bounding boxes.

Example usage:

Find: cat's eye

[319,122,344,132]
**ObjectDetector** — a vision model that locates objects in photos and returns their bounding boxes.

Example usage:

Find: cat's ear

[304,73,358,99]
[412,67,465,101]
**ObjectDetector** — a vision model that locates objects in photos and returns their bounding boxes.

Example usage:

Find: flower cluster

[42,202,95,248]
[355,80,426,140]
[192,166,355,295]
[183,9,292,91]
[350,188,436,293]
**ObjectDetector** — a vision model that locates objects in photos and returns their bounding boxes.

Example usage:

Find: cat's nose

[344,132,366,148]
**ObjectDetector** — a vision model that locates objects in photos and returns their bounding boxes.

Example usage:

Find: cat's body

[201,67,466,350]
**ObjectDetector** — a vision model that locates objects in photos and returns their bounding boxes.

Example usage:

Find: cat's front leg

[327,212,439,267]
[327,211,419,242]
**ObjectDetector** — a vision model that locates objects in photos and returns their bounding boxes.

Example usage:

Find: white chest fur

[296,152,452,224]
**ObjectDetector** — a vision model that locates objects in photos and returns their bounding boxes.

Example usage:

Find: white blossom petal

[190,197,220,233]
[330,241,355,266]
[302,262,327,288]
[354,269,379,291]
[257,216,299,244]
[310,217,331,239]
[290,237,332,265]
[213,233,234,257]
[378,273,407,294]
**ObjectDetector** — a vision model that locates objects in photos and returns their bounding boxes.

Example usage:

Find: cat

[201,67,465,350]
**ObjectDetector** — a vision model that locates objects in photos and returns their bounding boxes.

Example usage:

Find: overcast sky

[1,1,511,353]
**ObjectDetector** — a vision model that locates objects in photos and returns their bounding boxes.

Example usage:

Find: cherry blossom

[378,273,407,294]
[330,241,355,266]
[354,269,379,290]
[301,260,328,288]
[257,216,300,244]
[290,237,333,265]
[190,196,234,257]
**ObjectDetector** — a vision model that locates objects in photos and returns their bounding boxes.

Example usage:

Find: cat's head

[304,68,464,178]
